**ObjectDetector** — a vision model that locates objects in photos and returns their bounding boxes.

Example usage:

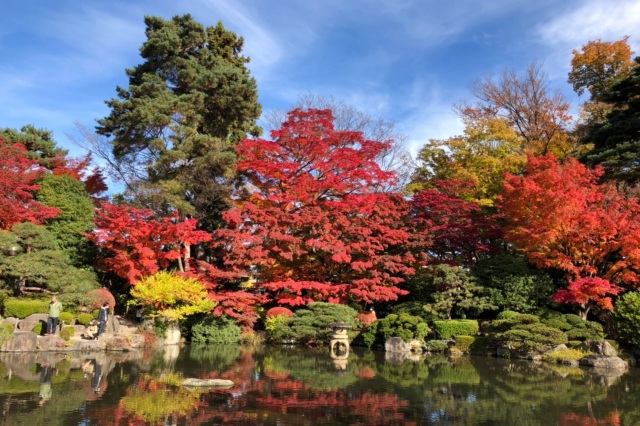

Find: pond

[0,345,637,425]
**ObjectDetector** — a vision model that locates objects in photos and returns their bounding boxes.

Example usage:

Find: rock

[128,333,146,349]
[560,359,579,367]
[385,337,411,353]
[16,314,48,331]
[579,355,627,371]
[548,344,568,353]
[1,317,19,330]
[581,341,617,357]
[182,378,234,389]
[0,331,38,352]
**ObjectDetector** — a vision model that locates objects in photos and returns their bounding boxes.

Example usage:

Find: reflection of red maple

[559,410,620,426]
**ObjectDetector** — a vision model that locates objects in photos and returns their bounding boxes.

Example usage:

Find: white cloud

[538,0,640,49]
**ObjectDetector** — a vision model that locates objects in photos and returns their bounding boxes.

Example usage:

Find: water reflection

[0,346,637,425]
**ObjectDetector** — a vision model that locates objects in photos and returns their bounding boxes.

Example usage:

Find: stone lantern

[328,321,353,361]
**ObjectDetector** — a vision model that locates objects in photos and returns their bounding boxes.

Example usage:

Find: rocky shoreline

[1,314,149,353]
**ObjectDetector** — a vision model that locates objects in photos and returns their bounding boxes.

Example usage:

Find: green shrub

[490,314,541,333]
[433,320,479,339]
[425,340,448,352]
[76,313,94,326]
[613,291,640,346]
[265,315,293,344]
[60,326,75,341]
[284,302,359,346]
[496,310,520,320]
[391,301,433,321]
[191,315,242,344]
[59,312,74,324]
[0,322,14,346]
[542,348,590,363]
[494,323,567,352]
[360,313,430,348]
[567,340,582,348]
[469,336,493,355]
[32,322,46,335]
[454,335,476,353]
[542,314,604,341]
[4,298,50,318]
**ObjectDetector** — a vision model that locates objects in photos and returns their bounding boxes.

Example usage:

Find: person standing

[97,302,109,337]
[46,296,62,336]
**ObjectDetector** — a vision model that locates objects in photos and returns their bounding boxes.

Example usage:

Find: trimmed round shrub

[614,291,640,346]
[59,312,74,324]
[191,315,242,344]
[433,320,479,339]
[265,307,294,318]
[60,326,75,341]
[496,310,521,320]
[76,313,94,326]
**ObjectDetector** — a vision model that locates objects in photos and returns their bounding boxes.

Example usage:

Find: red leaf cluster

[265,307,294,318]
[0,137,60,229]
[90,203,211,284]
[411,179,502,266]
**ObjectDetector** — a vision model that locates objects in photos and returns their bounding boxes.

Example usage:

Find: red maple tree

[214,108,415,307]
[90,203,211,284]
[411,179,502,266]
[498,153,640,318]
[0,137,60,229]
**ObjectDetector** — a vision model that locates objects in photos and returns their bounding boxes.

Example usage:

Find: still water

[0,345,637,425]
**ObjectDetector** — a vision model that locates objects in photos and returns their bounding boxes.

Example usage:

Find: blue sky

[1,0,639,164]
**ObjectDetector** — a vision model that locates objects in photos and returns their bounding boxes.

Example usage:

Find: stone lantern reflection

[329,321,352,369]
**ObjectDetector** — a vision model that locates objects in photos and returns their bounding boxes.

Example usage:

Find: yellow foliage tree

[131,271,216,321]
[410,116,526,206]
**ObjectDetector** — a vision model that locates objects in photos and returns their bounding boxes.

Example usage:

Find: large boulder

[16,314,48,331]
[581,341,617,357]
[385,337,411,353]
[0,331,38,352]
[579,355,627,371]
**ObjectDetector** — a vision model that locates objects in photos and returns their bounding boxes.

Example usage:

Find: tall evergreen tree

[97,14,262,228]
[581,58,640,182]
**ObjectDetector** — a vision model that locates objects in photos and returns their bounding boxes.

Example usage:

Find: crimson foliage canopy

[215,108,415,306]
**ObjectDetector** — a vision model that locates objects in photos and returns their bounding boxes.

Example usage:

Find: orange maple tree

[498,153,640,318]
